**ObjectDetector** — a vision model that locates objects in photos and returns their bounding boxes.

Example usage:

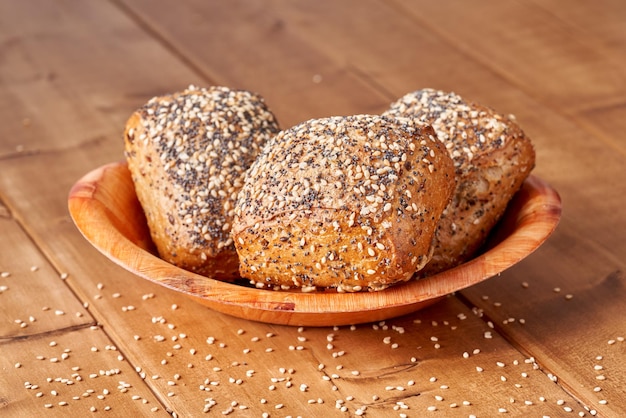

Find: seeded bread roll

[124,86,280,280]
[232,115,455,292]
[383,89,535,275]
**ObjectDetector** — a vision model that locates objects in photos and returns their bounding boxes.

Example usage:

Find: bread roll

[383,89,535,275]
[232,115,455,292]
[124,86,280,280]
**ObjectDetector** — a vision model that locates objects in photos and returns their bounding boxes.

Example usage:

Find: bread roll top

[124,85,280,279]
[232,114,455,291]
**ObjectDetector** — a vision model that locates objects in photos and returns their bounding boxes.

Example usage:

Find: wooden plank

[576,102,626,169]
[461,258,626,417]
[118,0,392,127]
[0,201,91,339]
[297,296,592,417]
[524,0,626,63]
[1,326,169,417]
[269,0,526,107]
[0,0,206,157]
[389,0,626,113]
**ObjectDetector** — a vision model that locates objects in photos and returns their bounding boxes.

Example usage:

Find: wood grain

[0,0,204,157]
[1,0,625,416]
[394,0,626,112]
[0,205,91,340]
[120,0,392,127]
[1,326,169,417]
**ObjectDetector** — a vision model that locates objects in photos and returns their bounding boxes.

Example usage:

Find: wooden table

[1,1,624,417]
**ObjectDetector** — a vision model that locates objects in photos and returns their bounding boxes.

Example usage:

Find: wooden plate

[68,162,561,327]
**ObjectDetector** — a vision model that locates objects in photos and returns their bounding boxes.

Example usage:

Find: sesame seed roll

[232,114,455,292]
[384,89,535,275]
[124,85,280,280]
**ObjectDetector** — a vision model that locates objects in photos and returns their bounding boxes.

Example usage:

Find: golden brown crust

[383,89,535,275]
[232,115,455,291]
[124,86,280,280]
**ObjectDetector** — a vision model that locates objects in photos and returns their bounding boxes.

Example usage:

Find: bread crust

[384,89,535,275]
[232,115,455,291]
[124,86,280,280]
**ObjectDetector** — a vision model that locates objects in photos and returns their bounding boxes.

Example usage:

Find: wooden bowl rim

[68,161,561,326]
